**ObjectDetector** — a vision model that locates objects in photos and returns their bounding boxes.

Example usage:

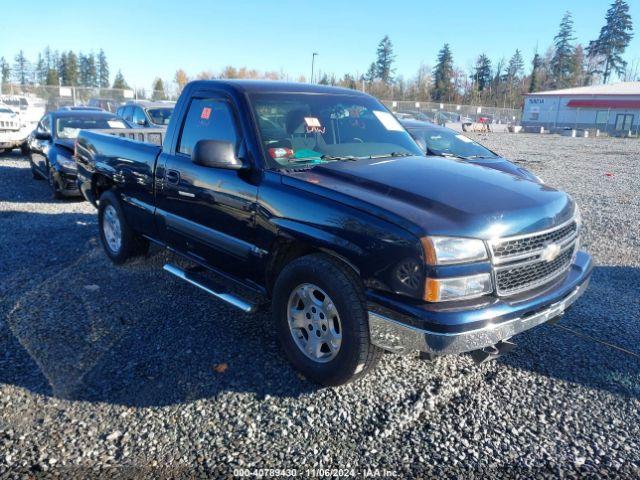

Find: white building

[521,82,640,135]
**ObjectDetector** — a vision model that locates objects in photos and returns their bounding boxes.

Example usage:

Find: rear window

[56,117,127,139]
[147,107,173,126]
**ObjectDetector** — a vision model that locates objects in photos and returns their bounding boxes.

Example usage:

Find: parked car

[76,80,592,386]
[0,104,25,154]
[0,95,46,154]
[116,100,175,128]
[401,119,542,183]
[29,110,129,199]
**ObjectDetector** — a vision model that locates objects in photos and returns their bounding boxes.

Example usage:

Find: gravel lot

[0,134,639,478]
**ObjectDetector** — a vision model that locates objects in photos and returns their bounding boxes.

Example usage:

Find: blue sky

[2,0,638,89]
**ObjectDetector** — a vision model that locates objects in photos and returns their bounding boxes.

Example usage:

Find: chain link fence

[0,83,176,113]
[381,100,522,125]
[1,83,522,126]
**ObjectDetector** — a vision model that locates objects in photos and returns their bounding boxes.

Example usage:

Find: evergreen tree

[586,0,634,83]
[432,44,454,101]
[551,12,576,88]
[375,35,395,84]
[35,53,47,85]
[152,78,167,100]
[570,44,586,86]
[112,70,129,89]
[13,50,30,85]
[66,51,79,86]
[97,49,110,88]
[45,68,59,86]
[506,49,524,83]
[58,52,68,85]
[364,62,377,83]
[472,54,492,92]
[79,53,98,87]
[529,52,542,92]
[0,57,11,84]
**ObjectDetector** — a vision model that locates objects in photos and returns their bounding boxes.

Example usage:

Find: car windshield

[56,117,127,139]
[409,127,498,159]
[250,93,423,168]
[147,107,173,125]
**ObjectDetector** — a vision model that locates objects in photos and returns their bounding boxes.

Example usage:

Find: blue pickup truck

[75,80,592,386]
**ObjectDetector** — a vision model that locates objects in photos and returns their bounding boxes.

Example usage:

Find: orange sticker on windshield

[201,107,212,120]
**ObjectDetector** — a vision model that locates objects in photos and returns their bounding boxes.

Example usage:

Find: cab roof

[187,79,369,97]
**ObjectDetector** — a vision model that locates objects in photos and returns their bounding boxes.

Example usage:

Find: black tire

[48,167,63,199]
[20,143,29,156]
[272,253,382,386]
[98,189,149,264]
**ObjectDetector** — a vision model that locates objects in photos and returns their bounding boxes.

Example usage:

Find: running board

[163,264,257,314]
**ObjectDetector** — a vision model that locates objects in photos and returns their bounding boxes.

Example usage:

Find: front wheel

[98,190,149,264]
[48,167,63,199]
[272,253,382,386]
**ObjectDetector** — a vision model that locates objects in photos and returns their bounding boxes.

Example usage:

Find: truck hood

[464,156,540,183]
[281,156,574,239]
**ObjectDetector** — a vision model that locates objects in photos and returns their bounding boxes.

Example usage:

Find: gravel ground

[0,134,639,478]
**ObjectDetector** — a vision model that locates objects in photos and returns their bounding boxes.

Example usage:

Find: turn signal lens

[424,273,493,302]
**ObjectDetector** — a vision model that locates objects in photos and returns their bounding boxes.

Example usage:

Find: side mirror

[35,130,51,141]
[136,118,146,126]
[192,140,245,170]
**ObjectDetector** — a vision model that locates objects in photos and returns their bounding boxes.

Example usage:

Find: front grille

[495,245,574,295]
[492,221,577,259]
[490,218,579,296]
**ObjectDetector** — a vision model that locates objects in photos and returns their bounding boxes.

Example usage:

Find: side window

[132,107,147,126]
[178,98,239,155]
[122,106,134,122]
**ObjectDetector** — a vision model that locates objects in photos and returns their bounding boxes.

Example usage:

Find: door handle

[166,169,180,185]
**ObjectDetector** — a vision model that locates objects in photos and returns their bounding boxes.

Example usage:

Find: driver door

[155,95,259,279]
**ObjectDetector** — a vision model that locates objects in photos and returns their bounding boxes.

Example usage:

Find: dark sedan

[401,119,542,183]
[29,110,129,198]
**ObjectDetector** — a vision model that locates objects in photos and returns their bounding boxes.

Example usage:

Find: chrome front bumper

[369,277,590,355]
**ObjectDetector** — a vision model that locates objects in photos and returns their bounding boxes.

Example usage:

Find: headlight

[421,236,488,265]
[424,273,493,302]
[57,155,77,170]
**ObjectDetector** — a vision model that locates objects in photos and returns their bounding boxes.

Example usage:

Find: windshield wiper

[428,149,465,160]
[367,152,413,159]
[460,154,499,160]
[320,155,360,161]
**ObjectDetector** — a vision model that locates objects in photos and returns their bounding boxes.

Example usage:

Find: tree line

[1,0,634,108]
[0,47,130,91]
[346,0,634,108]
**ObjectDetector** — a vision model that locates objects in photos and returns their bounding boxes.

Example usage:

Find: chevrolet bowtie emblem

[540,242,562,262]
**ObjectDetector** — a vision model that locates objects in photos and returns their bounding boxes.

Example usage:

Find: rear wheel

[272,253,382,386]
[98,190,149,264]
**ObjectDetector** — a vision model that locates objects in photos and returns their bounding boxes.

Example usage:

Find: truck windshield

[56,117,128,139]
[147,107,173,126]
[249,93,423,167]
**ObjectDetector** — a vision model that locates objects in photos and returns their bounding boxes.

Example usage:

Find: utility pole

[310,52,318,84]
